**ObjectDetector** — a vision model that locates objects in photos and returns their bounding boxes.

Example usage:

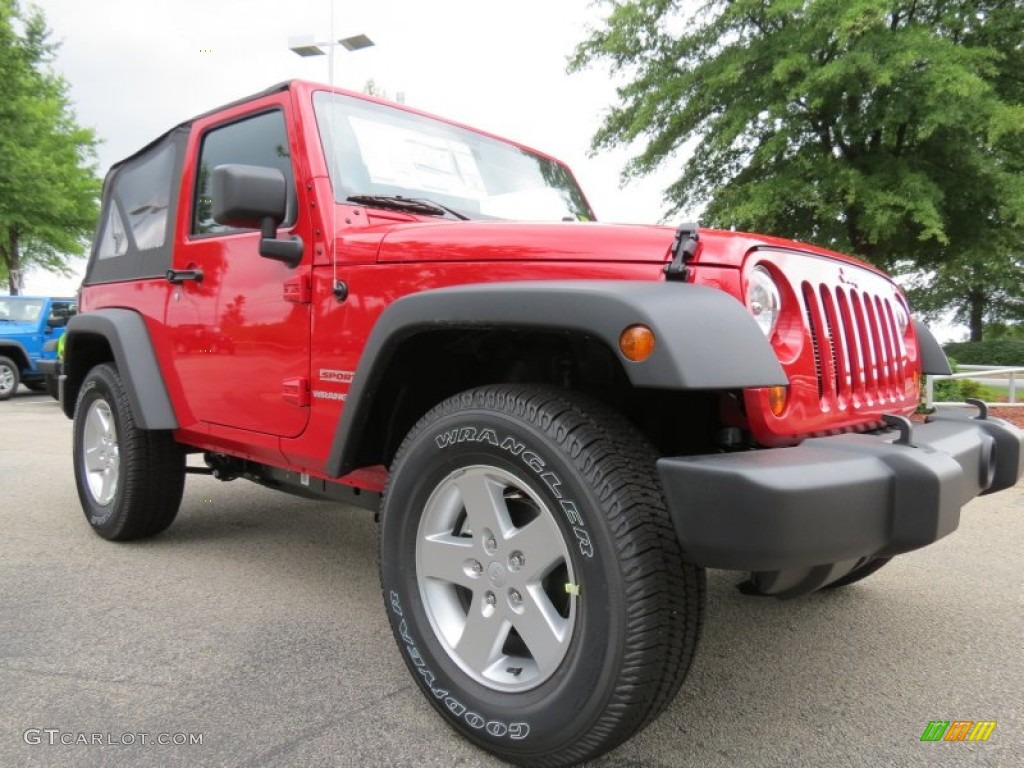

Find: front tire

[0,356,20,400]
[73,363,185,540]
[379,385,705,766]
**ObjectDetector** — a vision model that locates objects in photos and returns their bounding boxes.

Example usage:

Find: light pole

[288,33,375,89]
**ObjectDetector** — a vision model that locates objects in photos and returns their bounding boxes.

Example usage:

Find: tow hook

[965,398,989,420]
[882,414,916,447]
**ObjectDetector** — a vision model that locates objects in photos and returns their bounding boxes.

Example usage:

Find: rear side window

[192,110,295,235]
[85,127,187,284]
[118,143,175,250]
[96,142,176,257]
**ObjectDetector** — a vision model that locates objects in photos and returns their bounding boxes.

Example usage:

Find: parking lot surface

[1,389,1021,767]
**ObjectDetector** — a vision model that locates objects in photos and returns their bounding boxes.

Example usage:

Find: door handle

[166,268,204,284]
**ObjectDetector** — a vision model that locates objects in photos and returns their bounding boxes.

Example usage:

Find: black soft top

[107,81,292,176]
[85,82,294,285]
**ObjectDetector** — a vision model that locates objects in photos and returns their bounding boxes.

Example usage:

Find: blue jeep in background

[0,296,76,400]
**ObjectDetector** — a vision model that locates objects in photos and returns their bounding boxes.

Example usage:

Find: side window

[96,142,175,258]
[48,302,76,327]
[84,129,185,285]
[193,110,295,235]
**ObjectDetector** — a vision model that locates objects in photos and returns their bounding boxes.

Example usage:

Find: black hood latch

[664,222,700,282]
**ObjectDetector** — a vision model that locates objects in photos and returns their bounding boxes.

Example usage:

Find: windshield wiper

[346,194,470,220]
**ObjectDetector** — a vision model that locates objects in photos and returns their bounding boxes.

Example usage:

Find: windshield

[313,92,595,222]
[0,298,44,323]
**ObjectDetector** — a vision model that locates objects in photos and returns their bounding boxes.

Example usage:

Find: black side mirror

[211,164,304,267]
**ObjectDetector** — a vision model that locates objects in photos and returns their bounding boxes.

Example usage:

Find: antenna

[330,0,338,298]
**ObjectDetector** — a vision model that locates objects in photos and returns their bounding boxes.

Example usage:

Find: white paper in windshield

[350,116,487,198]
[479,188,574,221]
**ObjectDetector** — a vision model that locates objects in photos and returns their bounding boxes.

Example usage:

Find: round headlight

[746,266,781,337]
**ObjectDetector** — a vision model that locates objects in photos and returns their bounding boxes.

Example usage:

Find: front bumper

[658,411,1022,572]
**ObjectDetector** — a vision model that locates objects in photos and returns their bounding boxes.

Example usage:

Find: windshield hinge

[664,222,700,282]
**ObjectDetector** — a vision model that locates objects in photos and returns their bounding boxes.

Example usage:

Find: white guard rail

[925,364,1024,408]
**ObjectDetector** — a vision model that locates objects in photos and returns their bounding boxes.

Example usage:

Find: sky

[14,0,967,342]
[23,0,682,295]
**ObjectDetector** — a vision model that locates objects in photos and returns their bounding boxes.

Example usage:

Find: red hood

[354,218,886,276]
[374,221,677,264]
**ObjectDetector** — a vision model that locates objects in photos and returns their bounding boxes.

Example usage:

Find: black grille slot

[803,283,825,400]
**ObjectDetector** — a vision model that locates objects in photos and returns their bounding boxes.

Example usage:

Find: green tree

[984,321,1024,340]
[902,241,1023,341]
[0,0,100,295]
[571,0,1024,340]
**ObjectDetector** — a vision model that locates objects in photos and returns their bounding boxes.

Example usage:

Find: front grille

[802,281,906,408]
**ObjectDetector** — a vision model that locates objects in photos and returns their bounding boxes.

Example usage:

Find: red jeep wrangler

[60,80,1022,766]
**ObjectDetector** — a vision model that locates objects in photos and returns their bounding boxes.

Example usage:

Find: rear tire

[379,385,705,766]
[73,362,185,540]
[0,356,20,400]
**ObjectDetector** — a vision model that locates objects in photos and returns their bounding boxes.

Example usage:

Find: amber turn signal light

[619,325,656,362]
[767,385,788,416]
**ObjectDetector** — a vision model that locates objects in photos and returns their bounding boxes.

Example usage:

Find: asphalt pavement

[1,387,1021,768]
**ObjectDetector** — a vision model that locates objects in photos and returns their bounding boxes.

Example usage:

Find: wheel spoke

[419,534,479,589]
[513,587,570,678]
[99,468,117,504]
[96,406,114,441]
[455,472,511,537]
[454,598,509,674]
[88,404,103,433]
[507,514,567,582]
[84,445,106,473]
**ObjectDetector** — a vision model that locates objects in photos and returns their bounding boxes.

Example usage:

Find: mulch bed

[917,405,1024,429]
[987,406,1024,429]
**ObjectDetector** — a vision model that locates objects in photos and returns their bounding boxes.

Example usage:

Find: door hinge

[664,222,700,282]
[282,377,310,407]
[283,274,311,304]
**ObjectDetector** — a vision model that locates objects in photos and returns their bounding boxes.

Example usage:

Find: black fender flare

[63,309,178,429]
[0,340,31,370]
[913,319,953,375]
[326,280,787,476]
